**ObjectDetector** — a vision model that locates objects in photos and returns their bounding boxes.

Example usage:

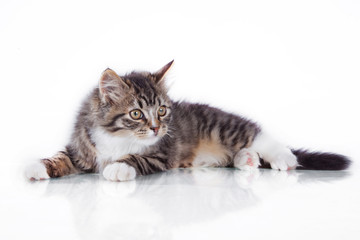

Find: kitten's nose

[150,126,159,136]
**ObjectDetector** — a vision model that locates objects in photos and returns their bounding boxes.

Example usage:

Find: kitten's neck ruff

[91,127,159,169]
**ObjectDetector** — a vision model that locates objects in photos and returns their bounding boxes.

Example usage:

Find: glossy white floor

[1,163,359,240]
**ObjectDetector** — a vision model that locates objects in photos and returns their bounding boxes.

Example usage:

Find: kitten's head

[96,61,174,145]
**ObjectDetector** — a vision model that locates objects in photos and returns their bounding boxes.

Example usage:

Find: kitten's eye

[129,109,143,120]
[158,106,167,117]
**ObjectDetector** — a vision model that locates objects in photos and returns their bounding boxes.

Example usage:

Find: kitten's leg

[234,148,260,171]
[251,132,298,170]
[25,151,79,180]
[103,154,167,181]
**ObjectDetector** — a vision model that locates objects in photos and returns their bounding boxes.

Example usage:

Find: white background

[0,1,359,240]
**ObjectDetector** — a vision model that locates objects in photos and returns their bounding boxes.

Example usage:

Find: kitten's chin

[138,135,161,146]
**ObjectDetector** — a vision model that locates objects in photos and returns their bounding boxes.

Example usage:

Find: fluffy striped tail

[291,149,351,170]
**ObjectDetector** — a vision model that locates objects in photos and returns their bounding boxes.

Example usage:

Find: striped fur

[26,61,351,181]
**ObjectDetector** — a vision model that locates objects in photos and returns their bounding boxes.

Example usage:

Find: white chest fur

[91,127,147,167]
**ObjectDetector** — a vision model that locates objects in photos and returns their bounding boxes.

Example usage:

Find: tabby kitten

[25,61,351,181]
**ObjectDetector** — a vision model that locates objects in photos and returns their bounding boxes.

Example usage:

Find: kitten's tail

[291,149,351,170]
[259,149,351,170]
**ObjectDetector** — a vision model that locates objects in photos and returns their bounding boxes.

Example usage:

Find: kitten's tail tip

[291,149,352,171]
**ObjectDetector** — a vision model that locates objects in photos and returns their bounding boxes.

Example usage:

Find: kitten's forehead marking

[139,95,150,107]
[135,95,165,110]
[126,74,166,107]
[136,99,143,109]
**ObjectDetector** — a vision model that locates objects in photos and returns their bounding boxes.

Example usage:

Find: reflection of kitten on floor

[35,168,349,240]
[40,169,259,240]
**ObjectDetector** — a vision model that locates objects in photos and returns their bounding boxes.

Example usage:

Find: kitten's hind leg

[25,151,79,180]
[234,148,261,171]
[251,132,298,171]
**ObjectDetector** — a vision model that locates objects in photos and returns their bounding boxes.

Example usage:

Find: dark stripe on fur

[118,155,167,176]
[122,119,141,129]
[152,93,157,106]
[140,96,149,106]
[132,85,140,94]
[109,127,124,132]
[154,156,167,164]
[131,155,146,175]
[103,113,125,127]
[141,157,158,173]
[137,99,143,109]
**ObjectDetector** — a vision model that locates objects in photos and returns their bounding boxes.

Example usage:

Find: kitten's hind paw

[103,162,137,182]
[234,148,260,171]
[270,150,298,171]
[25,162,50,180]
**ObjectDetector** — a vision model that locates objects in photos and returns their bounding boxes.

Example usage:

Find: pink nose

[150,127,159,136]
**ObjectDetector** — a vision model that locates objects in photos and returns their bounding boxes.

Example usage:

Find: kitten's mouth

[137,133,161,146]
[150,127,160,136]
[148,131,159,138]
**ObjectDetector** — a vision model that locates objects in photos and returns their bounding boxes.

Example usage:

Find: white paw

[103,162,137,182]
[25,162,50,180]
[234,148,260,171]
[270,149,298,171]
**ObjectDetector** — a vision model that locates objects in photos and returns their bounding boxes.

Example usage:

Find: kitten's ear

[153,60,174,84]
[99,68,128,104]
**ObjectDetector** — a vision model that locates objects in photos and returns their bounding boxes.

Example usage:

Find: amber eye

[129,109,143,120]
[158,106,167,117]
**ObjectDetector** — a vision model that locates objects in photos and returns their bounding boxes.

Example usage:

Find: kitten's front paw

[234,148,260,171]
[25,162,50,180]
[270,150,298,171]
[103,162,137,182]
